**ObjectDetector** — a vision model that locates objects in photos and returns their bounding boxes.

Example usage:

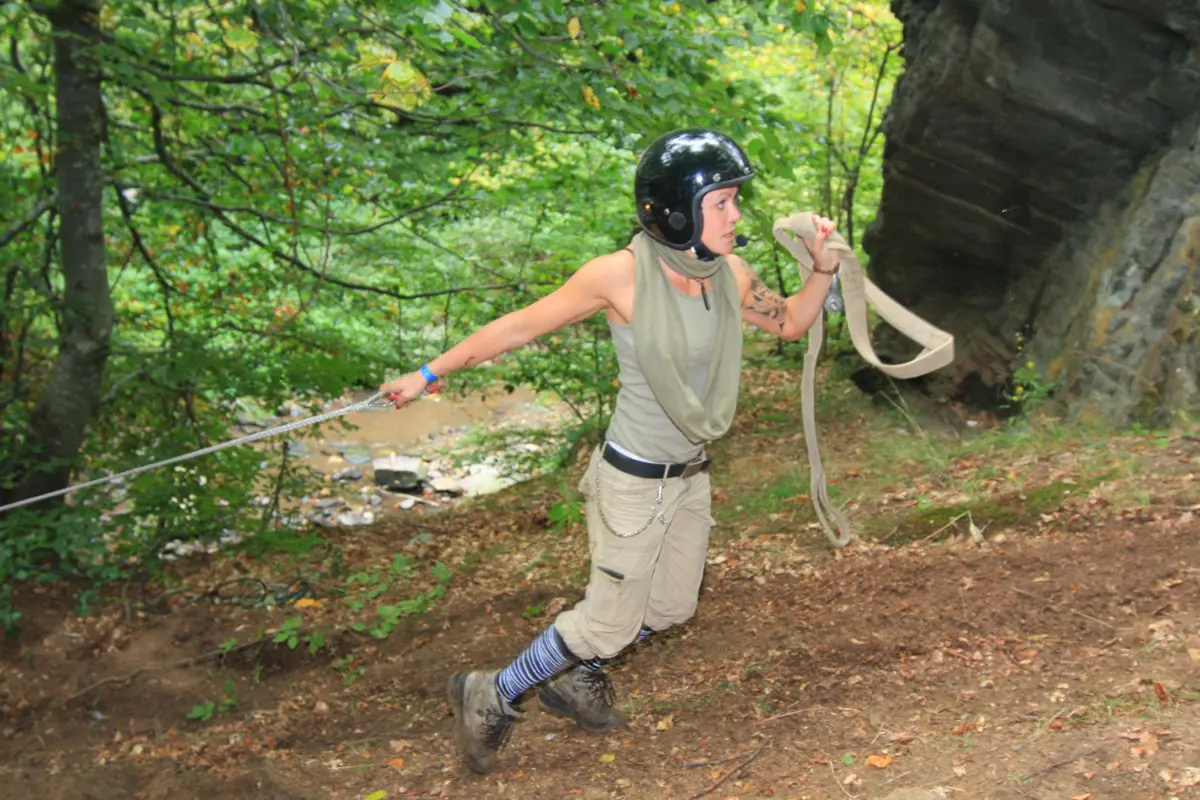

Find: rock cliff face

[863,0,1198,425]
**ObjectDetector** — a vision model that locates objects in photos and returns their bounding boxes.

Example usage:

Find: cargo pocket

[579,460,671,655]
[582,523,664,656]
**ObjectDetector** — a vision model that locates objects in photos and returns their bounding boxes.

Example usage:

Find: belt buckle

[681,461,706,479]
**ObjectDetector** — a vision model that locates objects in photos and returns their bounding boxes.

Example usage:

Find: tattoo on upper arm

[744,277,787,332]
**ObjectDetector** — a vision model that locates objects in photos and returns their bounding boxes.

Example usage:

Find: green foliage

[187,677,239,722]
[271,615,305,650]
[0,585,19,632]
[361,560,454,638]
[548,493,584,531]
[187,700,218,722]
[1004,330,1059,418]
[341,559,454,638]
[0,0,900,624]
[1007,360,1057,415]
[333,654,366,686]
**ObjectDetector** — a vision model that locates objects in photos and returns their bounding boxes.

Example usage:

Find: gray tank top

[605,289,719,463]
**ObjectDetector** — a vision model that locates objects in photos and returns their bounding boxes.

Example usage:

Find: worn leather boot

[537,665,627,733]
[447,670,523,774]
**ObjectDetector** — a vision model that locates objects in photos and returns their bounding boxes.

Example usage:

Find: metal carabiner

[365,392,400,410]
[823,273,844,314]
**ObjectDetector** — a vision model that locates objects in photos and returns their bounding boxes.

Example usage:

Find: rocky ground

[1,368,1196,800]
[161,385,576,560]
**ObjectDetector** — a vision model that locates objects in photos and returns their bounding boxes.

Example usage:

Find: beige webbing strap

[772,213,956,548]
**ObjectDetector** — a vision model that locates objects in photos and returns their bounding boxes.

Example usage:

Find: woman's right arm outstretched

[379,251,624,408]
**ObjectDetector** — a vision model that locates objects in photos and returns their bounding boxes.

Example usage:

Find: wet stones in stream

[371,454,426,491]
[301,446,529,529]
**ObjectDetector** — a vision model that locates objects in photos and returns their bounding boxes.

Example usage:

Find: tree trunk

[8,1,112,507]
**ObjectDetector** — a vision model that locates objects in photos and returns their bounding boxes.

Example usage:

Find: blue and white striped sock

[496,625,577,703]
[581,626,655,673]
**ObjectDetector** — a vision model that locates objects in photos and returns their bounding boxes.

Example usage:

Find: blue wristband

[419,364,438,384]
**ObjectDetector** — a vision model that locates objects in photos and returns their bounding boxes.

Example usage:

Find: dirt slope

[2,375,1197,800]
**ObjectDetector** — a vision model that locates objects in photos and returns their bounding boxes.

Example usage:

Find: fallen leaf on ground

[599,753,616,763]
[1149,620,1178,642]
[866,754,893,768]
[1126,729,1165,758]
[388,757,404,769]
[656,713,675,731]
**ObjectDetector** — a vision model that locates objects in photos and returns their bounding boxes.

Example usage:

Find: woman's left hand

[808,214,842,275]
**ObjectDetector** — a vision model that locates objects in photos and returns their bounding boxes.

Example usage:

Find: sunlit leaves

[379,61,432,110]
[421,0,454,26]
[716,0,900,261]
[222,27,258,52]
[0,0,877,565]
[581,84,600,110]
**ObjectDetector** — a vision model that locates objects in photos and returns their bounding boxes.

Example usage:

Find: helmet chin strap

[692,235,749,262]
[688,236,749,310]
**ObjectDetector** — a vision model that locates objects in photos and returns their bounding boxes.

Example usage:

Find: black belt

[602,443,711,480]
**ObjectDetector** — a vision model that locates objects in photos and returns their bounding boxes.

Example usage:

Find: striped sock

[496,625,577,703]
[581,626,655,672]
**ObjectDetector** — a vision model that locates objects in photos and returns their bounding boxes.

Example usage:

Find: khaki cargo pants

[555,444,715,660]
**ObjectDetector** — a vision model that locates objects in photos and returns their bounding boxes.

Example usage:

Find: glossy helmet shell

[634,129,754,250]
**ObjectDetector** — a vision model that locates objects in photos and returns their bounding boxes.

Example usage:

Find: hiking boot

[447,670,522,774]
[537,665,627,733]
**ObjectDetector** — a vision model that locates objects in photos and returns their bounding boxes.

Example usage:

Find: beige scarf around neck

[629,231,744,446]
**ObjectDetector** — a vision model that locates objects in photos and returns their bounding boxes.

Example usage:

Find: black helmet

[634,128,754,251]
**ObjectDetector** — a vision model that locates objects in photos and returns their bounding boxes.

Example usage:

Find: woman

[379,129,842,774]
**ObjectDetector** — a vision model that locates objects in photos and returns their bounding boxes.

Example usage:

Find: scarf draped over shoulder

[628,231,744,445]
